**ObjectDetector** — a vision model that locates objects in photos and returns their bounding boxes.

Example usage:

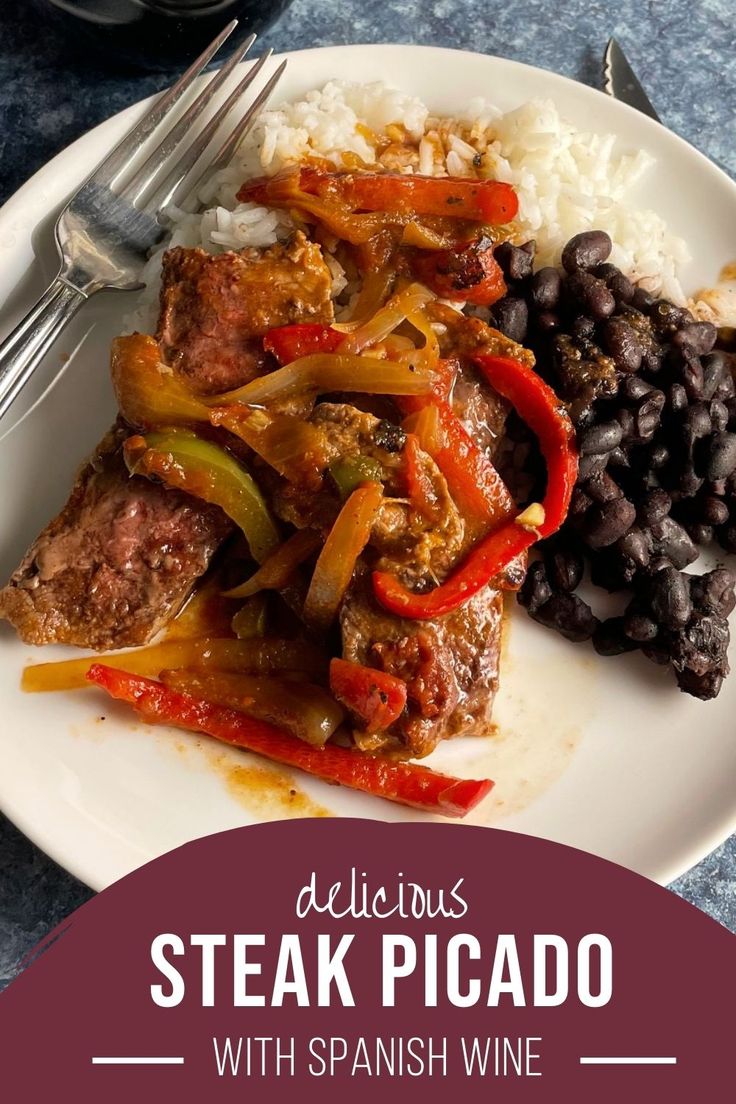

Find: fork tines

[85,22,286,221]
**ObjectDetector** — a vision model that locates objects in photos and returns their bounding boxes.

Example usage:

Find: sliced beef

[0,424,231,650]
[158,231,334,393]
[1,234,336,650]
[269,402,465,584]
[341,580,503,757]
[430,302,534,458]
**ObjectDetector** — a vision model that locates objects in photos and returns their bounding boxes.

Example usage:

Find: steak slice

[430,302,534,459]
[158,231,334,393]
[341,580,503,758]
[1,235,336,650]
[0,425,231,650]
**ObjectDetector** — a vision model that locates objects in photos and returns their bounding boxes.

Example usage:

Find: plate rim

[1,41,735,892]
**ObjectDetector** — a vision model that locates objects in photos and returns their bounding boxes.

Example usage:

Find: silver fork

[0,19,287,424]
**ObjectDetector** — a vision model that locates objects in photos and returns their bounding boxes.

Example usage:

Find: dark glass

[36,0,293,71]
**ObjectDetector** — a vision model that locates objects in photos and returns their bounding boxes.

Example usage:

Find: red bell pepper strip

[403,432,444,522]
[374,354,577,619]
[330,657,408,734]
[86,665,493,818]
[297,169,519,224]
[263,323,344,364]
[240,169,519,225]
[401,396,514,529]
[410,237,507,306]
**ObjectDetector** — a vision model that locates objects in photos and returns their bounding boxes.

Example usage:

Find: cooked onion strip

[343,268,395,323]
[338,283,434,355]
[304,481,383,631]
[22,638,327,693]
[110,334,210,430]
[208,354,435,407]
[160,668,344,747]
[211,407,327,486]
[224,529,322,599]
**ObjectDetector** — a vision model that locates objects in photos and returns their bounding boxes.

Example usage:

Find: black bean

[683,403,713,440]
[561,230,612,273]
[578,420,623,455]
[648,555,673,574]
[649,566,693,629]
[718,525,736,554]
[607,446,630,469]
[647,442,670,470]
[517,560,552,613]
[609,272,635,305]
[635,390,665,439]
[705,431,736,481]
[593,262,619,281]
[686,523,713,545]
[642,642,673,666]
[544,543,584,592]
[715,371,736,402]
[681,357,705,402]
[631,287,654,312]
[495,241,533,282]
[585,471,623,503]
[621,376,653,402]
[624,611,659,642]
[673,321,717,358]
[637,489,671,527]
[583,496,636,548]
[530,266,561,310]
[702,495,729,527]
[590,549,637,589]
[709,399,729,432]
[571,314,596,341]
[520,240,536,256]
[675,668,724,700]
[690,568,736,617]
[650,516,698,568]
[536,311,561,334]
[702,352,728,401]
[593,617,639,655]
[602,317,644,373]
[671,611,729,675]
[615,407,636,444]
[680,469,704,498]
[570,487,593,518]
[652,299,693,335]
[566,270,616,320]
[642,347,665,375]
[667,382,689,414]
[577,452,609,481]
[531,592,599,642]
[617,527,652,570]
[492,296,528,343]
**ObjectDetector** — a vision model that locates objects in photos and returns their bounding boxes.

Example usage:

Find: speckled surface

[0,0,734,989]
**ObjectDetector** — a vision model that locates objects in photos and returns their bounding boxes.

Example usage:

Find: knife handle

[0,277,87,425]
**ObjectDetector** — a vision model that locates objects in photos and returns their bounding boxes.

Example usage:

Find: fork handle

[0,277,87,423]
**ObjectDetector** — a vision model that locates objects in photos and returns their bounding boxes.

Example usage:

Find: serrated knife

[603,38,661,123]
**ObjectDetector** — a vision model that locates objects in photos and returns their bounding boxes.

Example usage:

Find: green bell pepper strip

[123,428,280,563]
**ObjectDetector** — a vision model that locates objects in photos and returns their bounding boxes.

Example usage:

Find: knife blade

[603,38,661,123]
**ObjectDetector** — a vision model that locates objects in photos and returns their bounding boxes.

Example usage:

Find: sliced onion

[304,481,383,632]
[160,667,344,747]
[224,529,322,599]
[338,282,435,355]
[207,354,435,407]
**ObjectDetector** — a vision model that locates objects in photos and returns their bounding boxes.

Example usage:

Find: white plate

[1,44,735,892]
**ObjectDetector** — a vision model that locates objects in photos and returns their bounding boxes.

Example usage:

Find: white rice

[128,79,734,332]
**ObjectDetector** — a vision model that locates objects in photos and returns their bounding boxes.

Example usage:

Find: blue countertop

[1,0,734,988]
